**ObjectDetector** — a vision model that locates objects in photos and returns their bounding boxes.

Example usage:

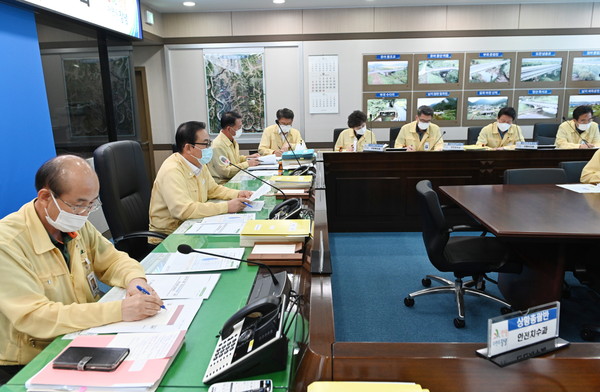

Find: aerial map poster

[204,49,266,134]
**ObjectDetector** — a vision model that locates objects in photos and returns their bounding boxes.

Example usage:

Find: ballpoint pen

[242,201,253,208]
[136,285,166,309]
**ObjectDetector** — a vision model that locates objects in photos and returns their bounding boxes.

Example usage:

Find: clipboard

[52,346,129,372]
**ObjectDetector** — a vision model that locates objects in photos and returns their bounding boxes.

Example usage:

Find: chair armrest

[114,231,168,243]
[449,224,486,233]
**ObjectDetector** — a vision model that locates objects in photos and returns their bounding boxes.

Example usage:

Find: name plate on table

[363,143,388,152]
[516,141,538,150]
[477,302,569,367]
[443,142,464,151]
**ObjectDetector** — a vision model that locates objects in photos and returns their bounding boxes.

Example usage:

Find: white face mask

[577,123,591,132]
[355,126,366,135]
[417,121,430,131]
[45,193,89,233]
[497,122,511,132]
[279,125,292,134]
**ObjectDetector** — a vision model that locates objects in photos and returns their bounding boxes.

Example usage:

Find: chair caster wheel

[422,278,432,287]
[501,306,512,315]
[454,318,465,328]
[581,328,596,341]
[404,297,415,307]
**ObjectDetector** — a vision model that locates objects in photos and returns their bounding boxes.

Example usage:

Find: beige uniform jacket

[208,132,249,184]
[555,121,600,149]
[581,148,600,184]
[149,153,239,238]
[476,122,525,149]
[333,128,377,152]
[258,124,302,155]
[0,201,145,365]
[394,121,444,151]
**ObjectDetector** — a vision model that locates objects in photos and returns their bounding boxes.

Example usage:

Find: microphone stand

[223,158,287,199]
[431,130,446,151]
[276,120,312,175]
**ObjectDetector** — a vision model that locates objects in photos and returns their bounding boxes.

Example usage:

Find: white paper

[186,222,243,235]
[145,248,244,274]
[248,164,279,171]
[282,162,314,170]
[258,154,278,165]
[557,184,600,193]
[108,331,183,360]
[82,299,202,334]
[278,188,307,194]
[172,218,203,234]
[243,200,264,212]
[252,244,297,254]
[249,183,272,201]
[148,274,220,299]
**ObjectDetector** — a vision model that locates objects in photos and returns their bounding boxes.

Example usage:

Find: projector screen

[15,0,142,39]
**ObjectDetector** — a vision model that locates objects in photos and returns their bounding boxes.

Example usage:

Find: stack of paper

[270,175,313,189]
[27,331,186,392]
[239,219,312,247]
[308,382,430,392]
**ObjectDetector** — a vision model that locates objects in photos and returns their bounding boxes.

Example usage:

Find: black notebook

[52,346,130,371]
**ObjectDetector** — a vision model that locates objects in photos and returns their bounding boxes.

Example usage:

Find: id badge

[87,272,101,298]
[424,142,430,151]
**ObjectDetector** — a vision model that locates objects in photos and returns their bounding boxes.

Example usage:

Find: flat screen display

[517,95,559,119]
[367,98,408,122]
[568,95,600,118]
[571,57,600,81]
[466,96,508,120]
[417,97,458,121]
[367,61,409,85]
[15,0,142,39]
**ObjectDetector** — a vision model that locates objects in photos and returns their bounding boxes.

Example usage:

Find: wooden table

[440,184,600,309]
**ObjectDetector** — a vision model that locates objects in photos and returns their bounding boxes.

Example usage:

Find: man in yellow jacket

[258,108,303,156]
[581,148,600,184]
[208,111,261,184]
[476,107,525,150]
[334,110,377,152]
[0,156,163,379]
[556,105,600,149]
[149,121,253,239]
[394,105,444,151]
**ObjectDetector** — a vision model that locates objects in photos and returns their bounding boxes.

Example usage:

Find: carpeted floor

[330,232,600,343]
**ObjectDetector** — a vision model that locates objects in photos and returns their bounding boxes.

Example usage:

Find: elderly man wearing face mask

[334,110,377,152]
[258,108,304,157]
[476,107,524,150]
[556,105,600,149]
[0,155,163,381]
[394,105,444,151]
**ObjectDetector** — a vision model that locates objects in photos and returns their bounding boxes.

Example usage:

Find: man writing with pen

[556,105,600,149]
[258,108,303,157]
[0,155,164,382]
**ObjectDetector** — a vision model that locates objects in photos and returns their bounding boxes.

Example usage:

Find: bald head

[35,155,97,197]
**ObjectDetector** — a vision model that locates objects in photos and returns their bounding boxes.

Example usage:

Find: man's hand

[247,158,260,167]
[126,278,152,297]
[121,294,163,321]
[274,149,283,157]
[247,153,261,158]
[238,190,253,198]
[227,198,251,213]
[406,145,416,151]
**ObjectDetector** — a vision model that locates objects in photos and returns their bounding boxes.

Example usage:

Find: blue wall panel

[0,3,55,218]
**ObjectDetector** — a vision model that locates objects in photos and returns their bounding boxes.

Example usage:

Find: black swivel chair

[93,141,167,261]
[333,128,346,147]
[389,127,401,145]
[503,168,567,185]
[404,180,521,328]
[532,123,559,145]
[466,126,483,145]
[559,161,588,183]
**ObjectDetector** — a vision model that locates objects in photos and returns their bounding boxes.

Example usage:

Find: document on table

[249,183,272,201]
[557,184,600,193]
[184,213,256,235]
[99,274,220,301]
[243,200,264,212]
[81,298,202,334]
[258,154,278,165]
[144,248,245,274]
[248,164,278,171]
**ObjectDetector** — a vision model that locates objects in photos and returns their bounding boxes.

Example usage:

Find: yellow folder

[308,382,429,392]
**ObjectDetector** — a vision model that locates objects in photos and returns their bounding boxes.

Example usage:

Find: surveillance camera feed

[520,58,563,82]
[469,59,511,83]
[567,95,600,118]
[367,98,408,121]
[517,95,559,119]
[467,96,508,120]
[418,60,460,84]
[417,97,458,121]
[367,61,409,85]
[571,57,600,81]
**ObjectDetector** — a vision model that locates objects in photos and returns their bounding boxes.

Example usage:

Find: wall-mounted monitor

[413,91,461,126]
[363,92,412,129]
[564,89,600,120]
[516,89,564,125]
[515,51,566,89]
[413,53,464,91]
[463,90,514,126]
[363,54,413,92]
[566,51,600,88]
[465,52,516,90]
[14,0,143,40]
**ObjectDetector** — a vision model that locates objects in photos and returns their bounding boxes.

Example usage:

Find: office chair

[466,126,483,145]
[559,161,588,183]
[536,135,556,145]
[532,123,559,143]
[389,127,401,145]
[93,141,167,261]
[333,128,346,147]
[503,168,567,185]
[404,180,521,328]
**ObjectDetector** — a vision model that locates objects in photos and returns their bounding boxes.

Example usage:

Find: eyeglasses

[53,193,102,215]
[191,141,212,148]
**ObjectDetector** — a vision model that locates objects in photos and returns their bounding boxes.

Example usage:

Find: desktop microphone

[275,120,312,175]
[368,114,374,145]
[567,121,591,147]
[219,156,287,199]
[431,130,446,151]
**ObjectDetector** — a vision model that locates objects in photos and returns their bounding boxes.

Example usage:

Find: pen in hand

[136,285,166,309]
[242,201,253,208]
